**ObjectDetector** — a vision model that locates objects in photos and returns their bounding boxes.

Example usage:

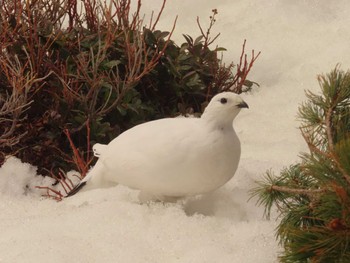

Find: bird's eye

[220,98,227,104]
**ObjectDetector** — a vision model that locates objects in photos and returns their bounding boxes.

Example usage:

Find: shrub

[0,0,260,176]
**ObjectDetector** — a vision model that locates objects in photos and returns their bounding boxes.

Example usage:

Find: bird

[67,92,248,201]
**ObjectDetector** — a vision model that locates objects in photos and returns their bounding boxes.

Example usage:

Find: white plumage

[68,92,248,201]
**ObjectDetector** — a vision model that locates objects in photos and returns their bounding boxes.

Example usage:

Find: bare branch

[196,9,219,49]
[150,0,166,31]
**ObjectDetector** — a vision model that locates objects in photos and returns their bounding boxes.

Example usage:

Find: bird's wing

[99,118,212,180]
[106,117,205,160]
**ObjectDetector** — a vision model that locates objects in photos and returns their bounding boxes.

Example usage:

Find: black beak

[237,101,249,109]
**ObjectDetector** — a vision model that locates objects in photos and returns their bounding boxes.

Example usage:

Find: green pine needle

[251,67,350,262]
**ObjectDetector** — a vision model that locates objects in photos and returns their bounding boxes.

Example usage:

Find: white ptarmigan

[67,92,248,201]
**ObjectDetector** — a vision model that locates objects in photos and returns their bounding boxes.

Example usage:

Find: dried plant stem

[196,9,220,48]
[234,39,261,92]
[36,169,78,201]
[150,0,166,31]
[64,126,93,179]
[36,186,65,201]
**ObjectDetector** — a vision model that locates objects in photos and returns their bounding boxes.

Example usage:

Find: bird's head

[202,92,248,128]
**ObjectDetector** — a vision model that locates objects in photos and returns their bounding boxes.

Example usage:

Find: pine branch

[252,67,350,262]
[325,98,350,186]
[325,106,335,150]
[270,185,325,197]
[331,152,350,186]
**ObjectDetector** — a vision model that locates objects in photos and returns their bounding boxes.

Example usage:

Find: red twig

[151,0,167,31]
[67,0,78,31]
[131,0,142,29]
[36,186,65,201]
[234,39,261,93]
[138,16,178,81]
[63,125,93,179]
[35,168,77,201]
[82,0,98,31]
[55,169,74,194]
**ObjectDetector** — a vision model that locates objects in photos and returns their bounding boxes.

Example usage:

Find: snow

[1,1,350,262]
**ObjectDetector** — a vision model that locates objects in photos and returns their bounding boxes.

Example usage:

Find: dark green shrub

[0,0,259,176]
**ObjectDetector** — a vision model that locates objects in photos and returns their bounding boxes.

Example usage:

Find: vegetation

[0,0,260,178]
[252,67,350,262]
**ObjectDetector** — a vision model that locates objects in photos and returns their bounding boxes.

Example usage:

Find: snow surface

[2,1,350,262]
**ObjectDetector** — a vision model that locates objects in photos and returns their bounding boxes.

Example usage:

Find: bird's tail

[66,181,87,197]
[67,166,98,196]
[66,143,107,197]
[65,162,102,197]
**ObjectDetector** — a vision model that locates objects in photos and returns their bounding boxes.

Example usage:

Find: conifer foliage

[252,67,350,262]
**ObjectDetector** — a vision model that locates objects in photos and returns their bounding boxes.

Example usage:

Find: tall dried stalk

[58,0,176,132]
[0,49,52,149]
